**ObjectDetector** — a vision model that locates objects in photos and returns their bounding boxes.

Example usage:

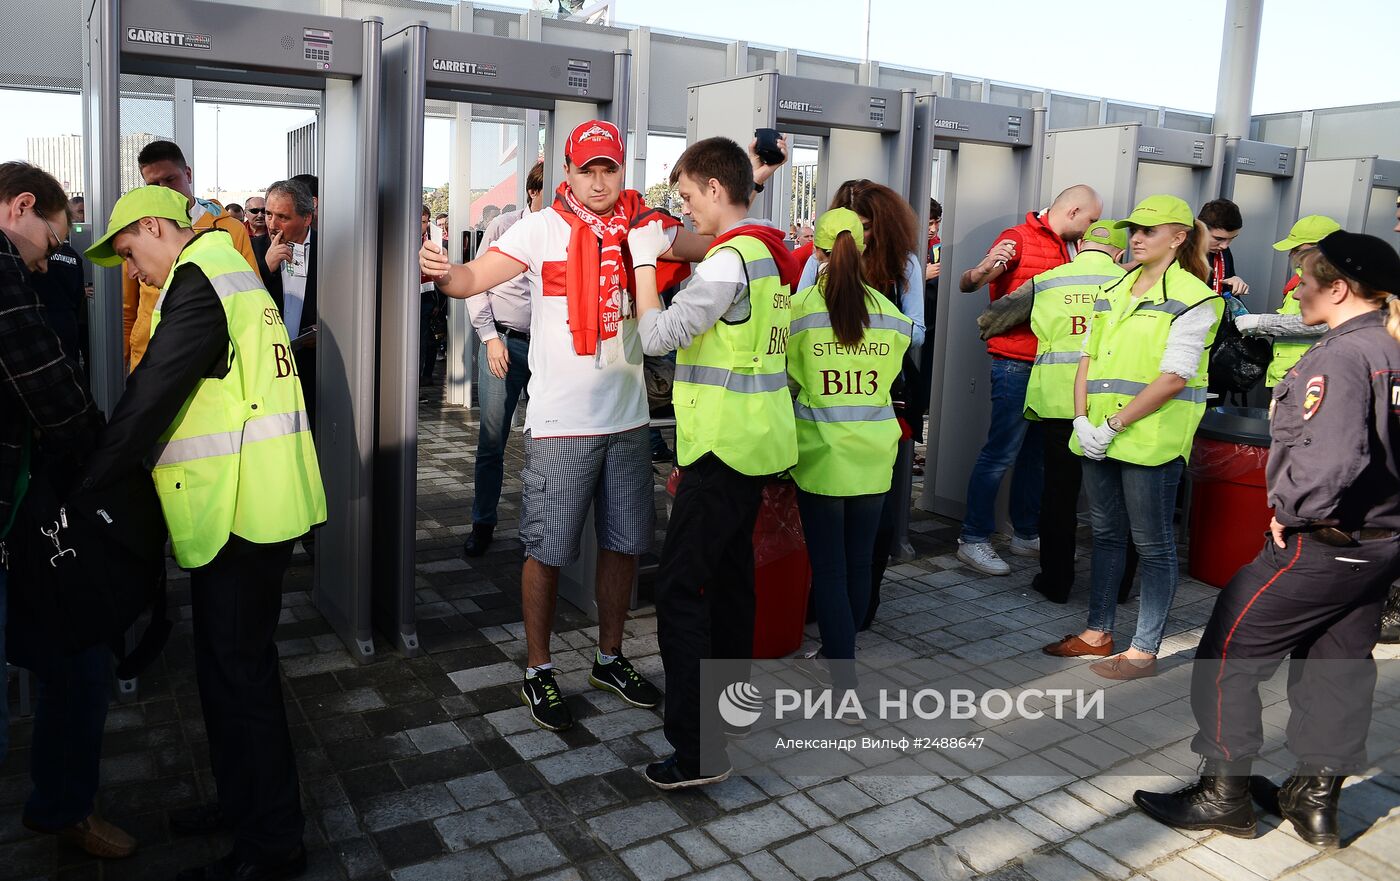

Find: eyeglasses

[41,214,68,258]
[246,207,266,215]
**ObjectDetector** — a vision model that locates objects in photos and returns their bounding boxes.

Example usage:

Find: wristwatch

[752,181,765,193]
[1107,415,1125,432]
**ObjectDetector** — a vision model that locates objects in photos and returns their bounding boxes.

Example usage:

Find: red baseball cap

[566,120,624,168]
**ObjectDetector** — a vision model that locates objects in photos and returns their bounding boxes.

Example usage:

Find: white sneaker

[1009,535,1041,557]
[957,540,1011,576]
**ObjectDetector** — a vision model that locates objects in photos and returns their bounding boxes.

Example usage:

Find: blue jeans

[1082,456,1185,654]
[472,335,531,526]
[960,357,1043,544]
[797,490,885,687]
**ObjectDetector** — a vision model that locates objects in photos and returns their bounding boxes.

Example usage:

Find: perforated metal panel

[1048,93,1099,130]
[1163,110,1213,134]
[987,84,1037,108]
[1106,102,1157,126]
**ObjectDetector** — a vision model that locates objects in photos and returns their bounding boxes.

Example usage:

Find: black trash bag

[1208,313,1273,398]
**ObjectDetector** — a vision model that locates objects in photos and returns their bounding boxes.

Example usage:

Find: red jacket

[986,211,1072,361]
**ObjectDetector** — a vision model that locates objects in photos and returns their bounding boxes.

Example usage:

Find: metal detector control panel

[1373,159,1400,187]
[925,96,1030,147]
[1136,125,1214,168]
[773,76,902,132]
[120,0,364,79]
[1234,140,1295,177]
[423,29,614,104]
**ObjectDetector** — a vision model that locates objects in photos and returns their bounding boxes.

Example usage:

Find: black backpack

[1208,311,1273,402]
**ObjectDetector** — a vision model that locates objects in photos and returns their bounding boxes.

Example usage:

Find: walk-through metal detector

[686,71,917,237]
[1300,156,1400,247]
[910,96,1045,523]
[1220,140,1305,313]
[377,23,628,646]
[1041,123,1225,221]
[86,0,382,660]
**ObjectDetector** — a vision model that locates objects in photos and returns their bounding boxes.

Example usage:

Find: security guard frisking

[1135,231,1400,848]
[81,186,326,881]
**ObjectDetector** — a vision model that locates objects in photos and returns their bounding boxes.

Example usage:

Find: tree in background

[644,180,680,215]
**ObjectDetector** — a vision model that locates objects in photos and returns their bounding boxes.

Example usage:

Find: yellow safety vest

[1071,263,1223,466]
[1267,286,1313,388]
[1025,250,1125,421]
[787,279,912,496]
[673,235,797,476]
[149,231,327,568]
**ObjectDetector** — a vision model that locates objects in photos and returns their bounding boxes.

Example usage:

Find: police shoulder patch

[1302,375,1326,421]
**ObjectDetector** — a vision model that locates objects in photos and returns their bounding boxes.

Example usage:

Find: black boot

[1251,766,1344,848]
[1134,759,1256,837]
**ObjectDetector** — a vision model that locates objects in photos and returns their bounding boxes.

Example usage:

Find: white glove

[1234,313,1262,334]
[1072,416,1099,458]
[627,220,669,268]
[1084,420,1121,461]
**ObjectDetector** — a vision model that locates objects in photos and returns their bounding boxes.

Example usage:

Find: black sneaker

[462,523,494,558]
[589,653,663,709]
[520,669,573,731]
[645,754,731,790]
[651,446,673,464]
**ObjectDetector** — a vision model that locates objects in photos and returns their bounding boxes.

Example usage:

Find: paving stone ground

[3,379,1398,881]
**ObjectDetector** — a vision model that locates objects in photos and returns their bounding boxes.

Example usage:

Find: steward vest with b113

[672,235,797,477]
[1024,250,1126,421]
[148,230,327,569]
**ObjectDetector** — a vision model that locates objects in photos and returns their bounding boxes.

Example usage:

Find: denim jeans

[1082,456,1185,654]
[22,644,111,829]
[960,357,1043,544]
[797,490,885,688]
[472,335,531,526]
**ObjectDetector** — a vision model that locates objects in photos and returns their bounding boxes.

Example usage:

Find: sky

[2,0,1395,198]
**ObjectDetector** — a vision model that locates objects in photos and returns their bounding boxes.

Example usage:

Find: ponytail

[1388,296,1400,343]
[820,230,873,347]
[1176,220,1210,284]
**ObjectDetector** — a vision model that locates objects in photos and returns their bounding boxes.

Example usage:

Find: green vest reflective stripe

[673,235,796,476]
[1025,250,1125,420]
[1267,288,1312,387]
[787,280,912,496]
[1070,263,1223,467]
[149,231,327,568]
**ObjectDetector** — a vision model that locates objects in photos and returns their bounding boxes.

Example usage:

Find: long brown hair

[1300,248,1400,343]
[820,230,874,347]
[829,180,920,296]
[1175,220,1210,284]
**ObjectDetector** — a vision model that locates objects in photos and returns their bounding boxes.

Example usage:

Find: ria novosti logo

[717,682,764,728]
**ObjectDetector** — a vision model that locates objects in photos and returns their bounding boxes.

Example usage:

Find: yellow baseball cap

[1114,194,1194,229]
[85,186,192,267]
[1272,214,1342,252]
[1082,219,1127,251]
[814,207,865,252]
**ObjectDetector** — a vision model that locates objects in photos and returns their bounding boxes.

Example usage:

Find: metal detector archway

[86,0,382,660]
[376,22,628,653]
[1221,140,1305,313]
[1041,123,1225,220]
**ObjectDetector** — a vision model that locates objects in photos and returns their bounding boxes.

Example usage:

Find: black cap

[1315,230,1400,294]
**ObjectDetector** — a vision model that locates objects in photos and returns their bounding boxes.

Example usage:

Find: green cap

[85,186,192,266]
[814,208,865,252]
[1272,214,1342,252]
[1114,194,1194,229]
[1082,219,1127,251]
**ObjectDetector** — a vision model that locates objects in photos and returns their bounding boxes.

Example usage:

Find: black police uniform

[1136,231,1400,846]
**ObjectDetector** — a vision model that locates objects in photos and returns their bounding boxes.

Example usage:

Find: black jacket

[256,229,318,336]
[81,232,230,492]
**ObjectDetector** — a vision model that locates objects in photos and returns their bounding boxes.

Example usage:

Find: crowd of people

[0,111,1398,879]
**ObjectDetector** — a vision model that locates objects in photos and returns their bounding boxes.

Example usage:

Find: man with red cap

[421,120,703,733]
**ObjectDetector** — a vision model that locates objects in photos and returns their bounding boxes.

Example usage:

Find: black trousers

[657,454,766,774]
[1190,532,1400,770]
[1039,418,1138,601]
[190,536,303,862]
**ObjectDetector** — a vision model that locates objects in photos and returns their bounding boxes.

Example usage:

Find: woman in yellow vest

[1043,195,1223,680]
[1234,215,1342,387]
[788,208,911,687]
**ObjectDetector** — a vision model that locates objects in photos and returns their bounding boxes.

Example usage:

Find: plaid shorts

[518,426,655,568]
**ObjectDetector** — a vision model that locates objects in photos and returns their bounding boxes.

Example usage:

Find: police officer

[786,208,911,690]
[82,186,327,881]
[1235,214,1342,387]
[1135,231,1400,848]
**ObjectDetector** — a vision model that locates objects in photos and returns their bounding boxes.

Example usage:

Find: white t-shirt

[490,209,674,438]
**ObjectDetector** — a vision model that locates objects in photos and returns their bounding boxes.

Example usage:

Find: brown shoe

[1042,634,1114,657]
[24,813,137,859]
[1090,655,1158,680]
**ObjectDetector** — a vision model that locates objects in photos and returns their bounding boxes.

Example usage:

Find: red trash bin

[1187,408,1273,588]
[667,470,812,658]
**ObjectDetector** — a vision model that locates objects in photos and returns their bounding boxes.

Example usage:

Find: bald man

[954,184,1103,577]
